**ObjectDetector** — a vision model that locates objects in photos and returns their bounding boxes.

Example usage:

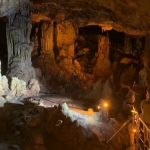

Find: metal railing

[132,109,150,150]
[107,107,150,150]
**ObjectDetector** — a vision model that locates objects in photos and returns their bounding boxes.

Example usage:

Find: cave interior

[0,0,150,150]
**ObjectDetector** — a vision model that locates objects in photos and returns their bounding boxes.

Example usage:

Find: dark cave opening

[0,17,8,75]
[109,30,145,63]
[31,22,42,56]
[108,30,125,62]
[108,30,145,85]
[75,25,104,73]
[77,25,104,58]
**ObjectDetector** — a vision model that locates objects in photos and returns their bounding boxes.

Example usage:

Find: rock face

[142,35,150,88]
[0,0,27,17]
[41,21,54,54]
[30,15,148,107]
[0,60,40,107]
[0,0,150,109]
[94,36,111,79]
[6,2,35,82]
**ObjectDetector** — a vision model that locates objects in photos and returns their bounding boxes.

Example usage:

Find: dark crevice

[0,17,8,75]
[75,25,104,73]
[31,21,42,56]
[108,29,145,89]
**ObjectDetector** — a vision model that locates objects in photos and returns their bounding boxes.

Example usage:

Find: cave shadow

[0,17,8,75]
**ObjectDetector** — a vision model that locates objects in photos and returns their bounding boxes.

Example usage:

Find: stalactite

[6,2,35,82]
[41,20,54,55]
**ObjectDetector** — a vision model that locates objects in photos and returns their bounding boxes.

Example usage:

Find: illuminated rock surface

[0,60,40,107]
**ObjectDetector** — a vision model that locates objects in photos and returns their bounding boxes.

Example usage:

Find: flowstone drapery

[6,2,35,82]
[0,60,40,107]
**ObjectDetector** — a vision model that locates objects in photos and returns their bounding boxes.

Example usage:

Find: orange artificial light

[103,103,108,108]
[133,129,137,133]
[97,105,101,110]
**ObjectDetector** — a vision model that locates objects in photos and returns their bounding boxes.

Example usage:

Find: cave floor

[0,96,130,150]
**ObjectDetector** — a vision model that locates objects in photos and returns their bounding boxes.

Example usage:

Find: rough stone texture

[6,2,35,82]
[41,20,54,54]
[142,35,150,88]
[94,36,111,80]
[0,0,28,17]
[0,0,150,110]
[56,21,76,80]
[0,103,130,150]
[0,60,40,107]
[57,20,76,47]
[141,98,150,125]
[26,78,40,97]
[31,0,150,35]
[0,1,149,149]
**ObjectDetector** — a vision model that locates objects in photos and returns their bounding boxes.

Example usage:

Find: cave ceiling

[0,0,150,35]
[30,0,150,35]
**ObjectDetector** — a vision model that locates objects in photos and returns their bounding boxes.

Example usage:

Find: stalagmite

[94,35,111,79]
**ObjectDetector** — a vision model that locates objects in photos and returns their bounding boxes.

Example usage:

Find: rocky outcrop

[0,60,40,107]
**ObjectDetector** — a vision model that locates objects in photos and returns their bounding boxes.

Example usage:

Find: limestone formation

[0,59,40,107]
[10,77,27,97]
[0,0,149,105]
[6,2,35,82]
[94,35,111,79]
[0,0,28,17]
[41,21,54,55]
[26,79,40,97]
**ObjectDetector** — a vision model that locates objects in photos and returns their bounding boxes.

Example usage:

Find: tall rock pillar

[6,2,35,82]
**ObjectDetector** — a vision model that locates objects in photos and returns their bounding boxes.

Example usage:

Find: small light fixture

[103,103,108,108]
[97,105,101,110]
[132,128,137,133]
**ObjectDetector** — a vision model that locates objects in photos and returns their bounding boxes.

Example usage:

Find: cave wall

[41,20,54,54]
[31,15,148,100]
[56,20,76,80]
[141,35,150,89]
[0,0,150,103]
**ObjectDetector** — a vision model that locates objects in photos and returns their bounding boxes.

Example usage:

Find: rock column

[6,2,35,82]
[41,20,54,55]
[94,35,111,80]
